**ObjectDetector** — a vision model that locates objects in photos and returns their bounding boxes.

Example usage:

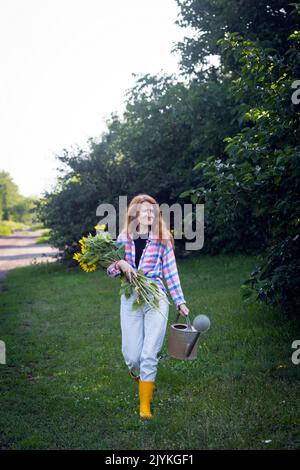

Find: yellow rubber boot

[139,380,155,419]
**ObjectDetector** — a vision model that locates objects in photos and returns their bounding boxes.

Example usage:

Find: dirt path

[0,230,59,285]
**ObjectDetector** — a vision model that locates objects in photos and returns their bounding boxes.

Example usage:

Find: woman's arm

[162,241,186,310]
[107,260,122,278]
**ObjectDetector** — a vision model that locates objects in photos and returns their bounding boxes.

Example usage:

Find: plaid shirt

[107,229,186,310]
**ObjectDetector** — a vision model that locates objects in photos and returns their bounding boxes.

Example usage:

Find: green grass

[0,220,46,235]
[0,220,27,235]
[0,254,299,450]
[28,223,46,232]
[35,229,51,244]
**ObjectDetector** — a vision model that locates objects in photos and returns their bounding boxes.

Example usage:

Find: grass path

[0,254,299,450]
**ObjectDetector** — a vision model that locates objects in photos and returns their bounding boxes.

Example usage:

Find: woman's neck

[138,224,150,236]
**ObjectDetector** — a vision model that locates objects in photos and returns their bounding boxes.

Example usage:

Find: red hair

[121,194,175,249]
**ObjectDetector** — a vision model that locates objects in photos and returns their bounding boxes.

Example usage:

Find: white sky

[0,0,194,198]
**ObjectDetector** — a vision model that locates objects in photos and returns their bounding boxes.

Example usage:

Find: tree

[0,171,22,220]
[174,0,298,77]
[182,28,300,316]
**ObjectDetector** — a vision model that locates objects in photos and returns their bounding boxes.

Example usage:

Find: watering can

[167,312,210,360]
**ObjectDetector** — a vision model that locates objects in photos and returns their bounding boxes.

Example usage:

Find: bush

[241,234,300,319]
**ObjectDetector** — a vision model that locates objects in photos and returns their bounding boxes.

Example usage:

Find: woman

[107,194,189,419]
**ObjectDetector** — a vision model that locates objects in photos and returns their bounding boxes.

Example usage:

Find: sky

[0,0,195,198]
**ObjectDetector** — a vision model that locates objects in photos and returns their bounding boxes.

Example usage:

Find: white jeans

[120,285,169,382]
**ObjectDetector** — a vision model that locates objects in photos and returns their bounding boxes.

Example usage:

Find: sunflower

[79,261,97,272]
[78,237,87,254]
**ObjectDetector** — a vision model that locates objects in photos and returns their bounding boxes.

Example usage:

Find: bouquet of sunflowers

[73,225,170,319]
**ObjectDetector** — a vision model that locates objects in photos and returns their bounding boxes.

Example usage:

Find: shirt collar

[128,228,157,242]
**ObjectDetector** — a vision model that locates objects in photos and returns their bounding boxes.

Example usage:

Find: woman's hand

[178,303,190,317]
[117,260,137,283]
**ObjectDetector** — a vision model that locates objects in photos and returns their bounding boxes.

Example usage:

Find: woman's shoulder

[160,237,174,255]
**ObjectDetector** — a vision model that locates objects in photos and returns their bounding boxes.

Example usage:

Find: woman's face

[138,202,155,229]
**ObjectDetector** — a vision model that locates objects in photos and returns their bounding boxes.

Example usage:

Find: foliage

[37,72,239,259]
[241,234,300,319]
[183,25,300,314]
[174,0,298,76]
[0,171,38,224]
[35,141,120,257]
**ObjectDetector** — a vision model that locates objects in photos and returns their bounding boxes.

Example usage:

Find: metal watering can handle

[175,312,192,329]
